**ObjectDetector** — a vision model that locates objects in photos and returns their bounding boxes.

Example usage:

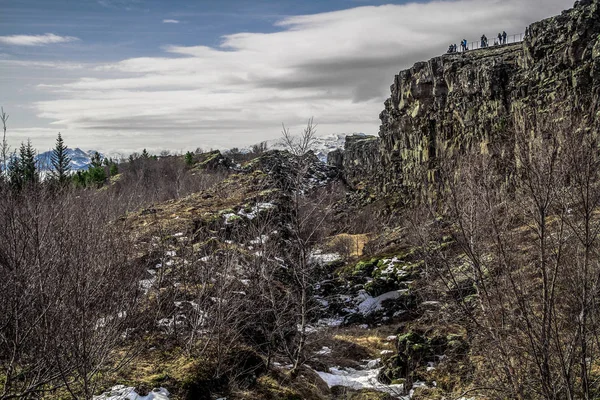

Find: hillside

[2,1,600,400]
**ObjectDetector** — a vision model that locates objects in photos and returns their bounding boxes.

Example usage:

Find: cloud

[97,0,141,9]
[0,59,85,70]
[25,0,573,153]
[0,33,79,46]
[162,19,180,24]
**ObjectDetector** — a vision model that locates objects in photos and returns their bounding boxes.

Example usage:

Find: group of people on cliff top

[447,31,508,53]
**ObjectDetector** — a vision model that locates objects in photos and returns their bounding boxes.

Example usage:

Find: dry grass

[327,233,371,257]
[332,326,397,356]
[124,170,272,238]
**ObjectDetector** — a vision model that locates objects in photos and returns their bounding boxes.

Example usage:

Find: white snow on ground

[356,290,408,315]
[157,315,186,332]
[316,364,406,398]
[314,296,329,307]
[238,202,276,220]
[316,346,332,355]
[310,250,341,264]
[249,234,269,245]
[94,385,170,400]
[222,213,239,224]
[309,317,344,331]
[138,277,156,293]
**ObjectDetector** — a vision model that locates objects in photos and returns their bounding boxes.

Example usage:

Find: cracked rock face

[357,0,600,201]
[328,134,382,191]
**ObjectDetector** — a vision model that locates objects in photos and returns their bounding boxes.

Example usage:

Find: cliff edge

[341,0,600,200]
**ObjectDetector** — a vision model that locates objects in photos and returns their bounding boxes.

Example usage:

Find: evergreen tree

[7,151,22,189]
[21,140,38,185]
[86,152,106,187]
[9,140,38,189]
[90,151,103,168]
[184,151,194,166]
[109,162,119,177]
[50,133,71,184]
[87,165,107,187]
[141,149,150,159]
[72,170,86,188]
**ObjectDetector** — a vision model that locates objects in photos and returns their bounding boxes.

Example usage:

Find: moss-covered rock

[378,329,467,388]
[335,0,600,203]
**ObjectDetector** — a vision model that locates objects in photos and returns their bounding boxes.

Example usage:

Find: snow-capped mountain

[37,148,102,171]
[246,133,366,162]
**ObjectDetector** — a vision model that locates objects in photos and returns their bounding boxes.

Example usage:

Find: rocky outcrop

[341,0,600,201]
[327,134,381,191]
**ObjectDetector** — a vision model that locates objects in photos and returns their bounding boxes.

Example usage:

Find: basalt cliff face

[341,0,600,199]
[327,134,381,190]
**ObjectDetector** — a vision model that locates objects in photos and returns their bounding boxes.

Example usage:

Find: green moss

[353,258,380,276]
[259,188,280,196]
[198,151,221,166]
[225,214,242,223]
[397,331,422,345]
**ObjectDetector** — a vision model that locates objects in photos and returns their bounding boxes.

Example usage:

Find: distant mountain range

[37,148,101,171]
[245,133,366,163]
[34,133,363,172]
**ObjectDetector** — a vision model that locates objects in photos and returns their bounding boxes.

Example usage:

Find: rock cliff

[342,0,600,200]
[327,134,381,190]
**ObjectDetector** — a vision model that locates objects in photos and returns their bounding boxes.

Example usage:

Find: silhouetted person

[481,34,488,48]
[498,33,502,45]
[462,39,468,51]
[502,31,507,44]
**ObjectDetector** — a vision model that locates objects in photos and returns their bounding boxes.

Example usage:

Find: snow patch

[315,364,405,398]
[94,385,170,400]
[310,250,341,264]
[238,203,276,220]
[316,346,332,355]
[356,290,407,316]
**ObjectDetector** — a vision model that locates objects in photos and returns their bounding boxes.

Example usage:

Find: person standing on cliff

[481,34,488,48]
[498,33,502,45]
[502,31,507,44]
[463,39,468,51]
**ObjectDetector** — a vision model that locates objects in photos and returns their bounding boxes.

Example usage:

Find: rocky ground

[85,148,473,400]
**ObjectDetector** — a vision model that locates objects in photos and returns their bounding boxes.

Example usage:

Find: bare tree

[251,141,268,155]
[0,185,148,400]
[1,107,8,177]
[410,110,600,399]
[281,117,317,158]
[277,118,338,378]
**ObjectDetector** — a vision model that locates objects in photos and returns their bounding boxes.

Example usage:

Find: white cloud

[10,0,575,152]
[162,19,180,24]
[0,33,79,46]
[0,59,85,70]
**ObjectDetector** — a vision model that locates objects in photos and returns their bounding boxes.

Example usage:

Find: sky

[0,0,574,155]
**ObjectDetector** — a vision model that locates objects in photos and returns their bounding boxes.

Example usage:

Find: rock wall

[327,134,381,190]
[372,0,600,199]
